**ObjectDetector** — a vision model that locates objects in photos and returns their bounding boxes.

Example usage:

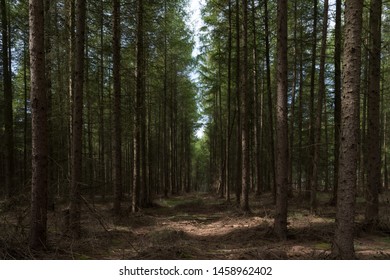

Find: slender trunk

[69,0,86,238]
[112,0,122,215]
[365,0,382,226]
[311,0,329,211]
[240,0,250,212]
[235,0,242,204]
[132,0,145,212]
[274,0,288,240]
[307,0,318,200]
[264,0,275,200]
[225,0,232,202]
[1,0,15,198]
[29,0,48,249]
[332,0,342,205]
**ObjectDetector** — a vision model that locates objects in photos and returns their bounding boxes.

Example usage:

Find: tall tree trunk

[240,0,250,212]
[225,0,232,202]
[132,0,145,212]
[307,0,318,200]
[332,0,342,205]
[251,0,261,197]
[235,0,242,204]
[332,0,363,260]
[311,0,329,211]
[29,0,48,249]
[274,0,288,240]
[112,0,122,215]
[264,0,275,200]
[66,0,75,182]
[1,0,15,198]
[365,0,382,227]
[69,0,86,238]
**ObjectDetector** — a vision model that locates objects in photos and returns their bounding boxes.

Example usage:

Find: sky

[188,0,206,138]
[188,0,204,58]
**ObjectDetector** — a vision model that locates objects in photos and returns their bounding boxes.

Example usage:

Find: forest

[1,0,390,260]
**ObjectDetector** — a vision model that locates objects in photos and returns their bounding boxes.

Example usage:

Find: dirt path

[2,192,390,259]
[57,193,390,260]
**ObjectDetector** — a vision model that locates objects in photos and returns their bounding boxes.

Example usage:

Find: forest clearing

[2,192,390,260]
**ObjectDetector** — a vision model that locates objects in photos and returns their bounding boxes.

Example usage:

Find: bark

[132,0,145,212]
[69,0,86,238]
[235,0,242,204]
[1,0,15,197]
[274,0,288,240]
[365,0,382,226]
[307,0,318,200]
[112,0,122,215]
[311,0,329,211]
[264,0,275,199]
[240,0,250,212]
[332,0,363,260]
[225,0,232,202]
[29,0,48,249]
[332,0,342,205]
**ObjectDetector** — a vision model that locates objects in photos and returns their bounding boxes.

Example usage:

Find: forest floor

[2,191,390,259]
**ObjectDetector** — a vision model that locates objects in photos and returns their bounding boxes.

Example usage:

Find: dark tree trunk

[69,0,86,238]
[29,0,48,249]
[332,0,342,205]
[311,0,329,211]
[112,0,122,215]
[264,0,276,200]
[132,0,145,212]
[332,0,363,260]
[240,0,250,212]
[365,0,382,227]
[1,0,15,198]
[307,0,318,201]
[274,0,288,240]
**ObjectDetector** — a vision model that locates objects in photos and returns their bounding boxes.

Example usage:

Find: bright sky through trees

[188,0,206,138]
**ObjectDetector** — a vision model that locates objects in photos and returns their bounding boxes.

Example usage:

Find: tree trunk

[1,0,15,198]
[112,0,122,215]
[235,0,242,205]
[29,0,48,249]
[225,0,232,202]
[132,0,145,212]
[332,0,342,205]
[311,0,329,211]
[307,0,318,201]
[69,0,86,238]
[240,0,250,212]
[264,0,276,200]
[332,0,363,260]
[274,0,288,240]
[365,0,382,227]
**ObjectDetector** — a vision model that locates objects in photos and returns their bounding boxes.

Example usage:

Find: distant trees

[1,0,390,258]
[0,0,197,247]
[198,0,386,258]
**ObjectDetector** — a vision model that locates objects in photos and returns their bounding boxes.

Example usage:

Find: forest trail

[2,192,390,259]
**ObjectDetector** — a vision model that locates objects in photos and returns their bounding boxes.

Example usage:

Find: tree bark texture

[274,0,288,240]
[333,0,363,260]
[29,0,48,249]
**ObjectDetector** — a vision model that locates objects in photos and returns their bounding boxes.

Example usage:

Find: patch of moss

[313,242,331,250]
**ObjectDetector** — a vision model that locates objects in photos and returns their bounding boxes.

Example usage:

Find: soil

[1,191,390,259]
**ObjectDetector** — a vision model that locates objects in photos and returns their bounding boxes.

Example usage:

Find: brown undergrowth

[1,191,390,259]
